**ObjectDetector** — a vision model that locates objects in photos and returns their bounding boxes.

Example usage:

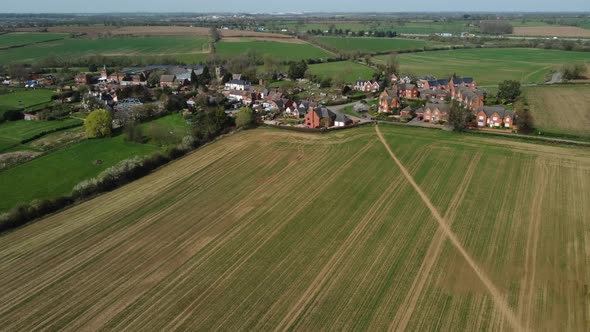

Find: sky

[2,0,590,13]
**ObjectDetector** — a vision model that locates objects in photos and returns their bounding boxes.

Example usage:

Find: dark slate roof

[313,107,336,119]
[335,113,352,123]
[160,75,176,83]
[454,77,474,84]
[477,106,515,118]
[425,103,450,113]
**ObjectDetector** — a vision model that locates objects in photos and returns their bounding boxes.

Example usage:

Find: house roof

[227,79,251,85]
[477,106,515,118]
[453,77,474,84]
[335,113,352,123]
[160,75,176,83]
[425,103,450,113]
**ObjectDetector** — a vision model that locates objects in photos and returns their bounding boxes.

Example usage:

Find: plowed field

[1,125,589,331]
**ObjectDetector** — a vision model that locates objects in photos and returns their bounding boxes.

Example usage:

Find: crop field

[0,118,82,152]
[281,20,478,34]
[525,85,590,138]
[0,32,70,49]
[215,40,332,61]
[374,48,590,85]
[0,88,55,118]
[0,125,588,330]
[0,36,210,65]
[512,26,590,37]
[314,37,433,53]
[0,135,158,212]
[307,61,376,83]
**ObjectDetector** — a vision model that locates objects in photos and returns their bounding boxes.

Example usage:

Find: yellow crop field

[0,125,588,331]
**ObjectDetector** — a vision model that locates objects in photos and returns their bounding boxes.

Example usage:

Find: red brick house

[476,106,515,128]
[160,75,177,88]
[420,79,449,91]
[419,89,448,102]
[304,107,351,128]
[415,103,450,122]
[453,86,484,111]
[449,77,477,91]
[75,74,91,84]
[379,89,401,113]
[396,83,419,99]
[400,106,412,117]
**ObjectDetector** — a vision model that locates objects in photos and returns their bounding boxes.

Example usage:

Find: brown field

[525,85,590,138]
[221,36,307,44]
[513,26,590,37]
[0,125,589,331]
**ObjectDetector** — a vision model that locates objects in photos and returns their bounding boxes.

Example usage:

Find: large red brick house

[415,103,450,122]
[379,89,401,113]
[449,77,477,91]
[453,86,484,111]
[304,107,352,128]
[420,79,449,91]
[395,83,419,99]
[419,89,448,102]
[476,106,515,128]
[354,80,380,93]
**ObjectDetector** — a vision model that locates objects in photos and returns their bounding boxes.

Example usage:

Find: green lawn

[0,118,83,152]
[307,61,376,83]
[0,135,159,212]
[140,113,191,145]
[215,41,332,61]
[0,36,210,64]
[0,88,55,119]
[0,32,70,48]
[374,48,590,85]
[315,37,435,53]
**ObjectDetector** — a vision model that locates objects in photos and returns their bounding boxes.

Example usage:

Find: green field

[307,61,376,83]
[0,125,588,330]
[0,88,55,119]
[374,48,590,85]
[139,113,191,145]
[315,37,434,53]
[215,40,332,61]
[0,118,83,151]
[0,36,210,64]
[0,135,158,212]
[525,85,590,139]
[0,32,70,48]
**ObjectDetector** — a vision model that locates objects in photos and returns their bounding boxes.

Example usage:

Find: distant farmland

[374,48,590,85]
[0,36,211,64]
[0,125,588,331]
[525,85,590,138]
[215,40,332,61]
[315,36,434,53]
[0,32,70,49]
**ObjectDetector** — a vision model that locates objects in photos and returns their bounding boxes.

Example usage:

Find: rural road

[329,101,375,123]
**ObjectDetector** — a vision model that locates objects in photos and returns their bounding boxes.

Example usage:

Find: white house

[225,79,251,91]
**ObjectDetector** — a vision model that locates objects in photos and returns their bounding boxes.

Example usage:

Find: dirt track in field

[374,125,525,332]
[221,36,307,44]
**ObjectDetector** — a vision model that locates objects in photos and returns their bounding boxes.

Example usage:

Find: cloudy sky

[3,0,590,13]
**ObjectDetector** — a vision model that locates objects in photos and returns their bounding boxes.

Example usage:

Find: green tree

[85,109,112,138]
[497,80,521,103]
[210,27,221,42]
[235,107,255,129]
[288,61,308,80]
[448,101,470,131]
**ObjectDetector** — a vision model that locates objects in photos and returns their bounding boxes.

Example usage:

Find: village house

[449,77,477,91]
[419,79,449,91]
[396,83,419,99]
[419,89,448,102]
[225,79,251,91]
[476,106,515,128]
[304,107,351,128]
[379,89,401,113]
[415,103,450,123]
[453,86,484,111]
[400,106,412,117]
[354,80,380,93]
[75,74,92,85]
[160,75,177,88]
